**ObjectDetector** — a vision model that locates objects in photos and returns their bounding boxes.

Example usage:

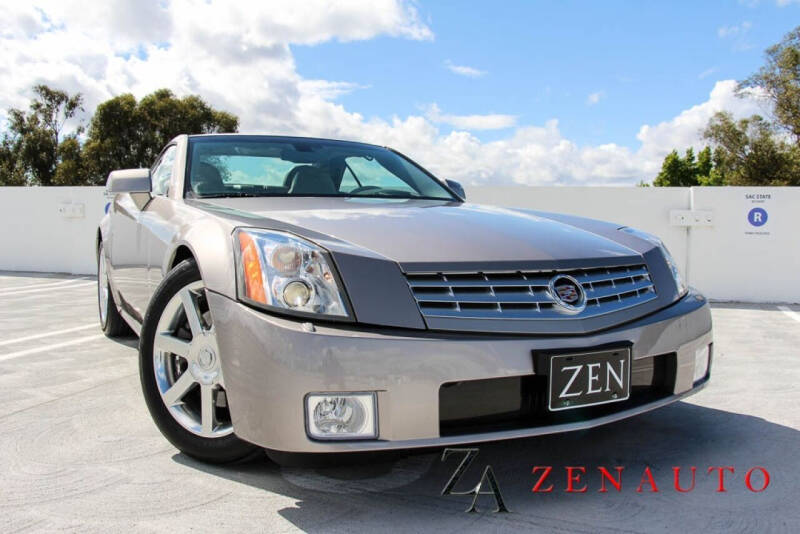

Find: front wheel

[139,259,258,463]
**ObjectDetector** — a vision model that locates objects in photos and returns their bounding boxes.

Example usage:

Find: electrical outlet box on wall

[669,209,713,227]
[58,201,86,219]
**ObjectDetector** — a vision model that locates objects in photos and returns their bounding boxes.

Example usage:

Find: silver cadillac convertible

[97,134,713,463]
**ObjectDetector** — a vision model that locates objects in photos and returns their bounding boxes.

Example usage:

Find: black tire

[98,242,133,338]
[139,258,259,464]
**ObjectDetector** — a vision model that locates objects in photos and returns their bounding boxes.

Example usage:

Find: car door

[135,144,180,309]
[109,191,151,321]
[109,146,177,319]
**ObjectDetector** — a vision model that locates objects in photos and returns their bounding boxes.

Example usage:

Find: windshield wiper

[346,195,455,201]
[346,190,456,201]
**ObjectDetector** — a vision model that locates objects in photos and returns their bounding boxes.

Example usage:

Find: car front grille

[405,264,657,321]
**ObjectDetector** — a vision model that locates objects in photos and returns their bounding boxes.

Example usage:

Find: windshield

[185,137,456,201]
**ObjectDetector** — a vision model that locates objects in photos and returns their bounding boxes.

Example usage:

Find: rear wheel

[139,259,258,463]
[98,242,132,337]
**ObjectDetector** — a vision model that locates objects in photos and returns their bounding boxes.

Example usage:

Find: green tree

[2,86,240,186]
[739,26,800,144]
[0,136,27,185]
[653,148,706,186]
[80,93,141,184]
[53,137,88,186]
[82,89,238,184]
[653,150,684,187]
[703,112,799,186]
[654,25,800,187]
[0,85,85,185]
[695,146,713,180]
[694,145,728,186]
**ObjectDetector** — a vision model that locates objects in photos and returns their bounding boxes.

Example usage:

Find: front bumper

[208,289,712,453]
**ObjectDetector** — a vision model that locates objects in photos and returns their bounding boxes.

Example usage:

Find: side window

[151,146,177,196]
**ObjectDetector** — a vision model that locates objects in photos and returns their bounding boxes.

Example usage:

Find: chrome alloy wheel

[98,246,109,325]
[153,280,233,438]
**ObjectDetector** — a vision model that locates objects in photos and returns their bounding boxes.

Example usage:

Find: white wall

[0,185,797,303]
[0,187,106,275]
[688,187,800,303]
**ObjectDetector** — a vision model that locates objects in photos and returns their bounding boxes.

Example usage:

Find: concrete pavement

[1,272,798,533]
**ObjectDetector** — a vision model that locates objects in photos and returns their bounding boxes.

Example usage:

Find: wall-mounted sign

[744,193,771,237]
[747,207,768,227]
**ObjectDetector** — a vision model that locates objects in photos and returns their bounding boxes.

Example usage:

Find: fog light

[694,344,710,382]
[305,393,377,440]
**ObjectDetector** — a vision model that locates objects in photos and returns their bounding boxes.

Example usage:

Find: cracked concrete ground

[0,272,798,533]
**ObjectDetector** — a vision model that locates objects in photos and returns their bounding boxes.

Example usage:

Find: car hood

[193,197,639,265]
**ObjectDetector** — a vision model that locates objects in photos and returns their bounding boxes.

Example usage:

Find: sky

[0,0,798,186]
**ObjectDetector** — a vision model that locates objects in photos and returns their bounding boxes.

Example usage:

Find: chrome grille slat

[414,290,554,304]
[583,278,653,300]
[405,263,657,321]
[573,266,650,285]
[408,278,538,288]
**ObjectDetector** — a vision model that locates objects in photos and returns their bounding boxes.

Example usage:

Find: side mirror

[106,168,151,194]
[445,179,466,201]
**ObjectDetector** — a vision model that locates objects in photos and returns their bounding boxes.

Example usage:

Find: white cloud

[298,80,368,100]
[586,92,604,106]
[698,67,718,79]
[738,0,799,7]
[718,21,752,38]
[444,60,486,78]
[424,103,516,130]
[0,0,432,129]
[717,21,754,51]
[0,1,771,186]
[292,81,765,186]
[634,80,767,176]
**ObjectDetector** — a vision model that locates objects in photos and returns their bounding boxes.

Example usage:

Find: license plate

[548,348,631,411]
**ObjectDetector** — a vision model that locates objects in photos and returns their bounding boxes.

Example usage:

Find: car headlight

[619,227,687,297]
[234,228,349,318]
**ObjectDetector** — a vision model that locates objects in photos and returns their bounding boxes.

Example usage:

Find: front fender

[162,213,238,300]
[97,210,128,308]
[98,211,111,250]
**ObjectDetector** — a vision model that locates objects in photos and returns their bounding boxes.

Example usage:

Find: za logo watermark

[440,448,509,513]
[530,465,770,493]
[440,447,771,513]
